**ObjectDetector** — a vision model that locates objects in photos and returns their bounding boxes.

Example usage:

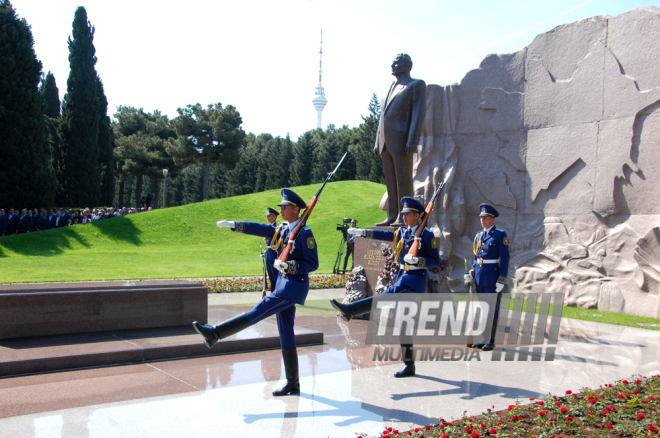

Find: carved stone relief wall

[409,8,660,317]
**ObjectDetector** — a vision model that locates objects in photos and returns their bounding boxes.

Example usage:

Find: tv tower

[312,29,327,129]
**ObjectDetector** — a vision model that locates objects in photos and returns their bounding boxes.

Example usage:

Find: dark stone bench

[0,280,207,340]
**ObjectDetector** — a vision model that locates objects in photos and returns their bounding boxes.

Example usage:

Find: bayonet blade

[328,151,348,178]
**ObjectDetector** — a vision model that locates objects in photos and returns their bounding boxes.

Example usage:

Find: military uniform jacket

[265,222,278,247]
[472,227,510,287]
[365,226,441,293]
[233,221,319,305]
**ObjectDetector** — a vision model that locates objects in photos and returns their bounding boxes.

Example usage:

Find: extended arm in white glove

[347,227,365,236]
[217,220,235,228]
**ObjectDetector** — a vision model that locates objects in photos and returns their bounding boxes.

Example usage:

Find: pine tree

[224,137,260,197]
[168,103,245,201]
[289,130,315,187]
[311,128,333,183]
[59,6,100,207]
[351,93,384,183]
[113,106,178,208]
[0,0,56,208]
[97,77,114,206]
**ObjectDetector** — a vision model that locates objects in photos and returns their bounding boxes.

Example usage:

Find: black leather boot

[192,313,250,349]
[394,344,416,377]
[471,339,488,349]
[272,348,300,396]
[481,317,499,351]
[330,297,373,322]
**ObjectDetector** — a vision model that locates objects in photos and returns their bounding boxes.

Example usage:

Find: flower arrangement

[358,374,660,438]
[198,274,348,293]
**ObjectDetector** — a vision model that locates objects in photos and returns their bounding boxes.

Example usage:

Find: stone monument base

[0,280,207,340]
[353,227,394,297]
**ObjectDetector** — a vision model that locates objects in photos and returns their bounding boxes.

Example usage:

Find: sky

[9,0,660,139]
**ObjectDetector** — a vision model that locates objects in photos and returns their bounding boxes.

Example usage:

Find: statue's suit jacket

[375,79,426,154]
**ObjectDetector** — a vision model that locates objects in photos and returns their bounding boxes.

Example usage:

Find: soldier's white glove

[260,252,266,260]
[496,283,505,293]
[404,254,419,265]
[217,220,235,228]
[274,259,289,273]
[347,227,364,236]
[463,273,472,284]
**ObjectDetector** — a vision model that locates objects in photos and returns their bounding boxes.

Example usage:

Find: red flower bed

[198,274,348,293]
[359,374,660,438]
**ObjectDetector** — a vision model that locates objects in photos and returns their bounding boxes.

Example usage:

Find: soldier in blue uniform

[193,188,319,396]
[262,207,282,292]
[464,204,510,351]
[330,196,441,377]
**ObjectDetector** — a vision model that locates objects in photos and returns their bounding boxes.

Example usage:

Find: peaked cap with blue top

[479,204,499,218]
[277,188,307,210]
[400,197,424,214]
[266,207,279,216]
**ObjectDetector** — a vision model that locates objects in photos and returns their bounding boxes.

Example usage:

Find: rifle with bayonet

[260,243,268,299]
[277,152,348,264]
[406,168,453,258]
[465,257,474,347]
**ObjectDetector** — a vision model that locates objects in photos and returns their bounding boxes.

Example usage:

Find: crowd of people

[0,206,149,236]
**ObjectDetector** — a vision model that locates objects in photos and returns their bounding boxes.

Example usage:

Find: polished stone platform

[0,289,658,438]
[0,280,208,339]
[0,303,323,377]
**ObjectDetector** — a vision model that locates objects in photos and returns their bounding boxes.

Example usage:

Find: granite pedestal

[0,280,207,340]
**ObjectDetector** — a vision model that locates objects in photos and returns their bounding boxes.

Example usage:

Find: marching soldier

[464,204,510,351]
[193,188,319,396]
[262,207,282,292]
[331,197,441,377]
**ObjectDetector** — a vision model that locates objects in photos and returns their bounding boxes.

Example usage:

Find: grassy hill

[0,180,386,283]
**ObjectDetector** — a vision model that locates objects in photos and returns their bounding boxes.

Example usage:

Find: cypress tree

[0,0,56,208]
[41,71,60,118]
[59,6,100,207]
[97,76,114,206]
[40,71,64,202]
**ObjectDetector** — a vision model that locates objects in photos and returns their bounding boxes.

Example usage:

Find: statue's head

[391,53,413,76]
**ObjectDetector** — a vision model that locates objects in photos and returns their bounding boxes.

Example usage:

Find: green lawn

[509,299,660,331]
[0,180,386,283]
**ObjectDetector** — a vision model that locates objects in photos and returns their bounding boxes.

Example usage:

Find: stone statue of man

[374,53,426,227]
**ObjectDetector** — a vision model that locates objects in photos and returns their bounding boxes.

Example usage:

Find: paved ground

[0,289,659,438]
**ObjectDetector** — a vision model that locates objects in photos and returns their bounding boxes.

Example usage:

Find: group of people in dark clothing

[0,206,145,236]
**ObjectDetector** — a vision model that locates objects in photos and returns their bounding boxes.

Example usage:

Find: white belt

[478,258,499,264]
[400,264,426,271]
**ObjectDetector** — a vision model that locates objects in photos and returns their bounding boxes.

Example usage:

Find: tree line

[114,96,383,209]
[0,0,384,211]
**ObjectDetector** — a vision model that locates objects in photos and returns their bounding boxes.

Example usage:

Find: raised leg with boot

[330,297,373,322]
[272,348,300,396]
[192,313,250,349]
